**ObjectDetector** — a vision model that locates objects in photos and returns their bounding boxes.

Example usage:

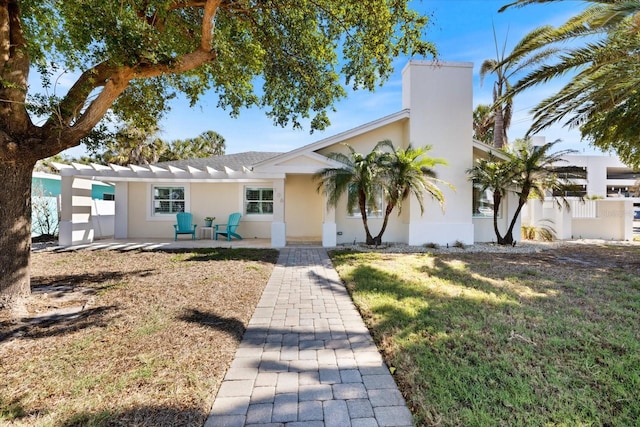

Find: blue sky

[66,0,602,158]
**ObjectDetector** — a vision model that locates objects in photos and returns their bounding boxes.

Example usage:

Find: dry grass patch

[0,248,278,426]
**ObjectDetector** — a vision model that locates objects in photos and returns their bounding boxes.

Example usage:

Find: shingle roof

[153,151,283,171]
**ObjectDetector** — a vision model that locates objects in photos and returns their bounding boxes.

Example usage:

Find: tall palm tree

[480,26,559,148]
[314,142,388,245]
[374,141,448,245]
[467,152,514,244]
[500,0,640,165]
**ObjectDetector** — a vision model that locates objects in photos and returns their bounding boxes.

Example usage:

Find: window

[153,186,185,215]
[347,185,384,218]
[472,183,497,217]
[103,193,115,201]
[245,187,273,215]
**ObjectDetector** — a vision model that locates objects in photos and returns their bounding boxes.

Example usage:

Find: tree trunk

[0,160,35,309]
[503,190,529,245]
[493,108,505,149]
[492,191,506,245]
[358,190,375,244]
[372,202,396,246]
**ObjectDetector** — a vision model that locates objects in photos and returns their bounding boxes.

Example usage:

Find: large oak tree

[0,0,435,309]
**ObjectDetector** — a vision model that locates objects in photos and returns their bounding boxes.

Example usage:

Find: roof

[154,151,283,171]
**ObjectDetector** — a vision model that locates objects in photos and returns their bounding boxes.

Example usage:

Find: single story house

[55,60,522,247]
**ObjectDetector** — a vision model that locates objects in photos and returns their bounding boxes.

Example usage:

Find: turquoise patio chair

[174,212,197,240]
[214,212,243,241]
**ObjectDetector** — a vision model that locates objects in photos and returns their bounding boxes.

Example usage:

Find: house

[55,61,522,247]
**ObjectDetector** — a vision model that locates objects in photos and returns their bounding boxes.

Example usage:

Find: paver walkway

[205,247,413,427]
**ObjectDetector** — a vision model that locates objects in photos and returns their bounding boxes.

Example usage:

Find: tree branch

[43,61,117,131]
[41,0,223,155]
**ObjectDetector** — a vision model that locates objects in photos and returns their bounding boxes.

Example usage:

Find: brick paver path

[205,248,413,427]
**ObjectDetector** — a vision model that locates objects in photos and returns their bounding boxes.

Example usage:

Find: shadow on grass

[179,308,245,343]
[56,404,209,427]
[31,270,155,290]
[175,248,279,263]
[0,305,118,343]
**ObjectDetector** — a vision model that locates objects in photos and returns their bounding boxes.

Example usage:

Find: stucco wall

[285,174,323,239]
[316,121,411,245]
[523,198,633,241]
[572,199,633,240]
[317,120,408,157]
[126,181,272,239]
[403,61,475,245]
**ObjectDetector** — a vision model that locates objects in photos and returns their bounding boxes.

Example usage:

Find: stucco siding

[126,182,271,239]
[316,121,408,158]
[285,175,323,239]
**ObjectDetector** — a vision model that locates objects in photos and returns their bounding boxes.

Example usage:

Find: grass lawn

[330,244,640,426]
[0,248,278,426]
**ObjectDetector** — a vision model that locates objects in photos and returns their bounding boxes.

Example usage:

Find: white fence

[523,198,634,241]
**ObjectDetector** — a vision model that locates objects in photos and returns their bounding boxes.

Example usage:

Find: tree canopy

[500,0,640,166]
[4,0,436,162]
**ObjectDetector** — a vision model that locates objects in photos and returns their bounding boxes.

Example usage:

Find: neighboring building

[32,171,115,238]
[54,61,528,247]
[520,151,639,242]
[554,154,640,199]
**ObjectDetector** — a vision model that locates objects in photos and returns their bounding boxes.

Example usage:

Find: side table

[200,226,214,240]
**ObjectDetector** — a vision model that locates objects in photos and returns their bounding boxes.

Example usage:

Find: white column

[271,179,286,247]
[114,182,129,239]
[59,176,94,245]
[58,175,73,246]
[322,203,337,247]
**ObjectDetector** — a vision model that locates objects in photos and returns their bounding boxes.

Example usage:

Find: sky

[63,0,604,158]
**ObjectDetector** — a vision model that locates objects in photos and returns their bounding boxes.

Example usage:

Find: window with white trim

[245,187,274,215]
[347,184,384,218]
[153,186,185,215]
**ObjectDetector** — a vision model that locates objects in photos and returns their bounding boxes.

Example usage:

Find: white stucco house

[55,60,523,247]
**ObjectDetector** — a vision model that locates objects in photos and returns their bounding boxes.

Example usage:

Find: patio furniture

[174,212,197,240]
[214,212,243,241]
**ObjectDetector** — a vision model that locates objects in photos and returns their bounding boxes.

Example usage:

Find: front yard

[2,243,639,426]
[0,248,278,426]
[330,243,640,426]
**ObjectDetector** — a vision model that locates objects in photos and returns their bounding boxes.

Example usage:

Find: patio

[32,237,325,253]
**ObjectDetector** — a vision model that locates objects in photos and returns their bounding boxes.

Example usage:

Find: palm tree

[480,26,559,148]
[502,139,576,244]
[473,104,495,144]
[467,152,514,244]
[167,131,226,160]
[374,141,448,245]
[467,139,576,245]
[500,0,640,166]
[315,140,449,245]
[314,142,388,245]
